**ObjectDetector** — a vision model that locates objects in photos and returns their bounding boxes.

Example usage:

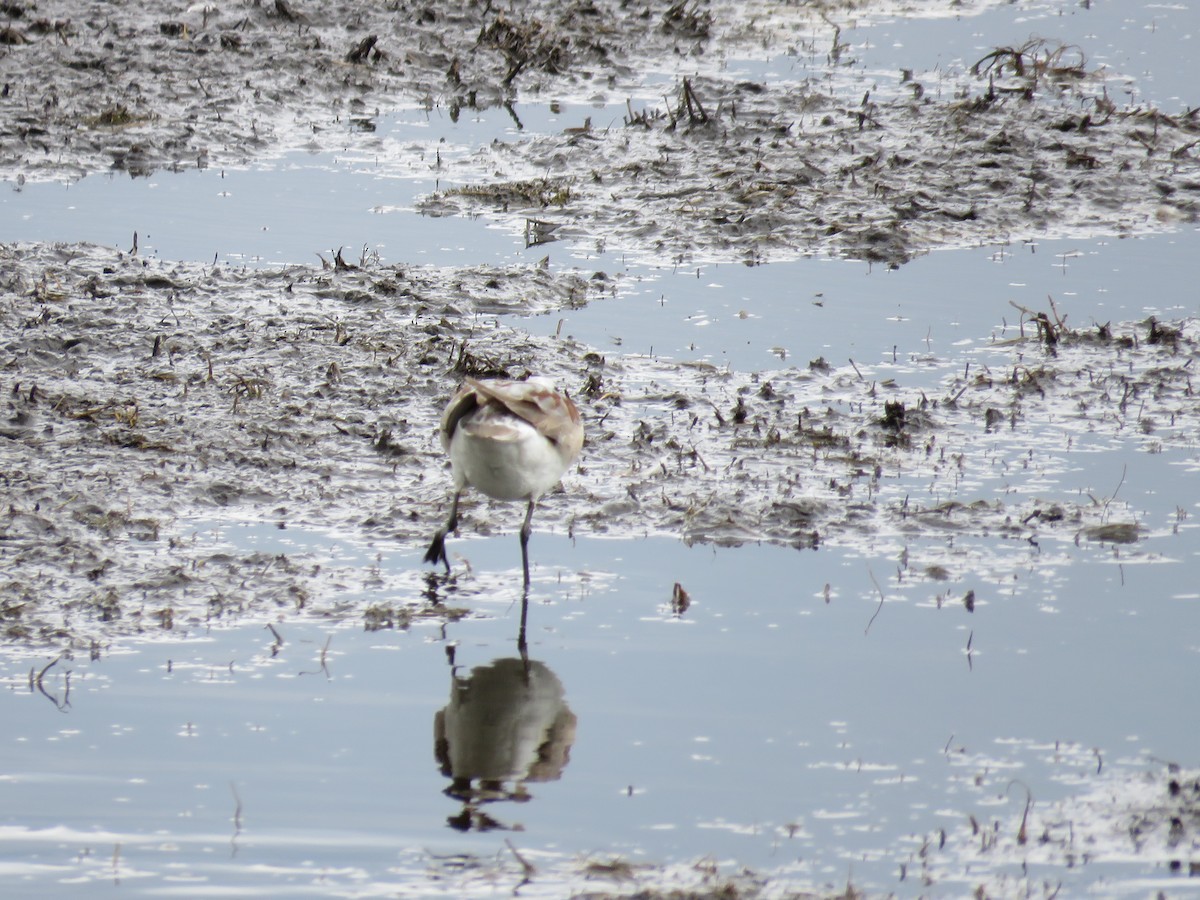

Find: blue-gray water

[3,1,1200,894]
[4,528,1199,895]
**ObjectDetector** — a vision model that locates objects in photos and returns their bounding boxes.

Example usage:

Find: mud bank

[1,240,1195,648]
[0,1,1197,649]
[424,57,1200,266]
[0,1,1015,183]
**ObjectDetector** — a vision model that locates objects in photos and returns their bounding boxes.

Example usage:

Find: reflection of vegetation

[444,177,572,209]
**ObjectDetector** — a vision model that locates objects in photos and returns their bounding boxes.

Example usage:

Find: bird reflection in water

[434,650,576,832]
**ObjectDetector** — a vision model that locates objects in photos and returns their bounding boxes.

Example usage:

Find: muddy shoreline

[3,1,1197,265]
[0,1,1014,174]
[2,4,1200,898]
[2,239,1194,650]
[1,0,1198,651]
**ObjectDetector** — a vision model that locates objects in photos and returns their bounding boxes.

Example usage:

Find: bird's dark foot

[424,530,450,570]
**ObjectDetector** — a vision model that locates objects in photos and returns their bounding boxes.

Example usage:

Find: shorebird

[424,376,583,588]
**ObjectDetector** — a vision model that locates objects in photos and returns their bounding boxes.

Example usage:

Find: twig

[230,782,243,857]
[298,636,333,678]
[680,77,709,124]
[35,655,59,688]
[864,565,885,634]
[230,782,243,835]
[506,838,536,885]
[1005,779,1034,845]
[1046,293,1067,330]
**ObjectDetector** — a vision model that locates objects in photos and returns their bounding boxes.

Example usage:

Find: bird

[424,376,583,589]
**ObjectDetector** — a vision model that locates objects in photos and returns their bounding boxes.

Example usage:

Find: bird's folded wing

[463,377,580,446]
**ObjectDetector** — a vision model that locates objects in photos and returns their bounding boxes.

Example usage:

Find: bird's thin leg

[519,497,536,590]
[424,489,461,572]
[517,504,531,665]
[517,590,530,668]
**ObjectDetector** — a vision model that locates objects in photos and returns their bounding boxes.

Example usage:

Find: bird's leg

[424,489,461,572]
[517,503,532,664]
[518,497,536,590]
[517,589,530,668]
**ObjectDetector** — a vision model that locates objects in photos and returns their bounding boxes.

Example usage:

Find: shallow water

[2,1,1200,895]
[3,524,1199,896]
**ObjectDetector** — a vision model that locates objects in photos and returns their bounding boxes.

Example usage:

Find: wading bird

[424,377,583,589]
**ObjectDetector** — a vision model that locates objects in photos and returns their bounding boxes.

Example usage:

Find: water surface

[3,524,1199,895]
[2,1,1200,895]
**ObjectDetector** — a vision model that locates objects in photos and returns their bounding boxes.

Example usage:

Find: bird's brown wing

[463,377,582,451]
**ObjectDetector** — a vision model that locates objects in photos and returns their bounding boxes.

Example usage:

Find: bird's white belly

[449,426,568,501]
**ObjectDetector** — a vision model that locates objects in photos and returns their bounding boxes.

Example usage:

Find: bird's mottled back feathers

[441,377,583,460]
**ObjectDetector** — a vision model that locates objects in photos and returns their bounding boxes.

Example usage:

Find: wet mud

[921,759,1200,896]
[0,0,1195,650]
[3,2,1196,265]
[2,240,1194,650]
[1,0,1000,183]
[425,46,1200,267]
[2,2,1199,896]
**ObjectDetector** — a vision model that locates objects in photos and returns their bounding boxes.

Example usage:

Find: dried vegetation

[915,760,1200,895]
[0,0,1005,181]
